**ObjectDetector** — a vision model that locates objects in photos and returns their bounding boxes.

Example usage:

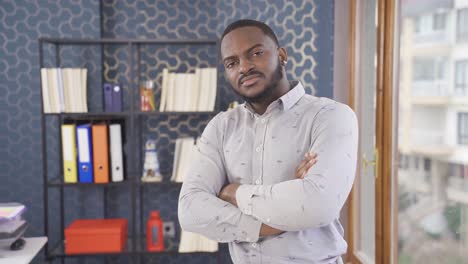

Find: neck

[249,78,290,115]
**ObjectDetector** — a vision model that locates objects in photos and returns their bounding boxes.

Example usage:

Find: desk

[0,237,47,264]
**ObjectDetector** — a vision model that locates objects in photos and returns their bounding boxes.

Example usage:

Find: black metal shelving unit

[39,37,221,263]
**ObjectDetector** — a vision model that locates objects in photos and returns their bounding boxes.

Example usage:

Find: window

[399,153,409,169]
[433,13,446,31]
[457,8,468,41]
[458,113,468,145]
[414,16,421,33]
[413,57,446,81]
[414,13,446,34]
[455,60,468,95]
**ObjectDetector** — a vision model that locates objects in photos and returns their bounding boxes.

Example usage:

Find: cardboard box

[65,218,127,254]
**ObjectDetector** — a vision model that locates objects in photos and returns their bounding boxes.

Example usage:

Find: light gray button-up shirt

[178,81,358,264]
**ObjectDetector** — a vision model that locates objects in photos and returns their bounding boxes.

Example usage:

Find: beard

[233,59,283,104]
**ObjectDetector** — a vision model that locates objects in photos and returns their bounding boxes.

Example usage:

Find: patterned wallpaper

[0,1,334,263]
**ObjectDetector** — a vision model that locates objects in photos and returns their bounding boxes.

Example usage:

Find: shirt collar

[242,81,305,115]
[279,81,305,111]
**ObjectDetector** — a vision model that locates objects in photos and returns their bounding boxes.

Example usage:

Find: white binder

[109,124,124,182]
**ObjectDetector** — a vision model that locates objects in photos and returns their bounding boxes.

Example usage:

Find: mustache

[238,70,264,87]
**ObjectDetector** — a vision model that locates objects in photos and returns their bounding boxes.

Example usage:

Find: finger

[295,157,310,175]
[299,159,318,179]
[296,153,317,171]
[296,158,314,178]
[297,158,316,178]
[295,153,318,178]
[295,159,308,175]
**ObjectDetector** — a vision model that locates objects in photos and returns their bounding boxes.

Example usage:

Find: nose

[238,58,254,75]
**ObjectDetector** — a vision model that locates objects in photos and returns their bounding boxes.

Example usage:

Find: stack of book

[178,230,218,253]
[61,123,124,184]
[170,137,197,183]
[0,203,27,243]
[159,68,217,112]
[40,68,88,113]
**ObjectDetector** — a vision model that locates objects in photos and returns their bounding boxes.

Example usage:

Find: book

[0,203,25,221]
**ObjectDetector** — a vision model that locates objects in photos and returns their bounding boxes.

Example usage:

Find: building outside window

[457,8,468,41]
[455,60,468,96]
[433,12,447,31]
[413,57,446,81]
[458,113,468,145]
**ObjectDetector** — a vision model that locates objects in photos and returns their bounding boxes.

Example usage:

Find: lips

[239,73,262,87]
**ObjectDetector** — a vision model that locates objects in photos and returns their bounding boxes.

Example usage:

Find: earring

[282,60,288,66]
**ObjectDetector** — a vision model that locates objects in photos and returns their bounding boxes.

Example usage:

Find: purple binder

[103,83,113,112]
[112,84,123,112]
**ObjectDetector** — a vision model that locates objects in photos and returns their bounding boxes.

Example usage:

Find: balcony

[408,130,454,156]
[412,80,449,97]
[413,31,450,45]
[399,169,431,193]
[447,176,468,204]
[410,130,445,145]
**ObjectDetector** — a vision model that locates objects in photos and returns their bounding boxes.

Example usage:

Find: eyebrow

[222,43,264,64]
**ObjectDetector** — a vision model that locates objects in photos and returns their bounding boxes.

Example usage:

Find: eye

[253,50,264,56]
[225,61,236,69]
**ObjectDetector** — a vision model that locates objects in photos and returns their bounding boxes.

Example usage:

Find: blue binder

[76,124,93,183]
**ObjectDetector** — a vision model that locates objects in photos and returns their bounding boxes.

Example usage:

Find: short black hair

[220,19,280,47]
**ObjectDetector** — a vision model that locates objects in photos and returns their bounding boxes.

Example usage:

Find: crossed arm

[218,152,318,237]
[178,105,358,243]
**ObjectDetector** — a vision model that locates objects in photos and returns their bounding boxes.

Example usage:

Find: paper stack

[170,137,197,183]
[178,230,218,253]
[40,68,88,113]
[159,67,217,112]
[0,203,28,242]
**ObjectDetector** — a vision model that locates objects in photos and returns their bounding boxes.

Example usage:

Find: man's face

[221,27,283,103]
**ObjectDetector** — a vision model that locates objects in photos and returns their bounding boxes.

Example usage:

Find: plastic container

[140,80,155,111]
[146,211,164,252]
[64,218,127,254]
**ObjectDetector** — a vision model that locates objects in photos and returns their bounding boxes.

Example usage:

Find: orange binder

[92,124,109,183]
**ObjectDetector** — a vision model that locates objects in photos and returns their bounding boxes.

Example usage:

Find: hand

[218,183,241,207]
[295,152,318,179]
[260,223,284,237]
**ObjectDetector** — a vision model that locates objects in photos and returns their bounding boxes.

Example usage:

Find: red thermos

[146,211,165,252]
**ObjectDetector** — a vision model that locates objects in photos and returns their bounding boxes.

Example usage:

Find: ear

[278,47,288,65]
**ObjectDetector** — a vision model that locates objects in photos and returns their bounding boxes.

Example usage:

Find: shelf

[137,179,182,187]
[44,112,130,118]
[47,237,218,258]
[39,37,218,45]
[136,111,217,116]
[40,37,222,262]
[48,238,134,258]
[47,177,132,188]
[43,111,218,118]
[133,235,218,256]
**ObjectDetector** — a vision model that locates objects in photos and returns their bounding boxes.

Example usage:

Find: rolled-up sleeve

[178,113,262,243]
[236,104,358,231]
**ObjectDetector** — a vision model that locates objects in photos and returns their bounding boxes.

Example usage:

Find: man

[178,19,357,264]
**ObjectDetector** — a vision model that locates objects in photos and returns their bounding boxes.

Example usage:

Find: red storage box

[65,218,128,254]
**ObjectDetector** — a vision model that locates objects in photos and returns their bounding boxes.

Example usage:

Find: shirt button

[261,119,266,124]
[255,180,261,185]
[252,243,257,248]
[255,147,261,152]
